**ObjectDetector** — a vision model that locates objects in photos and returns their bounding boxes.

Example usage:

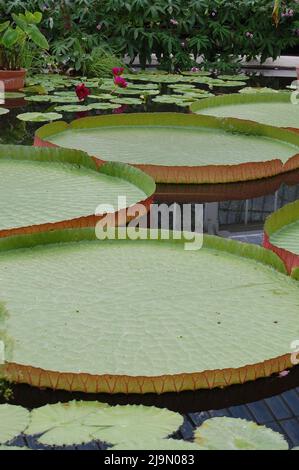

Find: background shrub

[0,0,298,73]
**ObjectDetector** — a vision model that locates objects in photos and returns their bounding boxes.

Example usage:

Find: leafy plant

[0,10,49,70]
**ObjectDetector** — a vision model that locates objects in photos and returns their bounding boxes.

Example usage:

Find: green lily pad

[53,91,77,97]
[88,102,120,110]
[152,95,191,104]
[24,95,52,102]
[17,112,63,122]
[194,417,288,450]
[83,405,184,445]
[128,83,159,90]
[239,87,279,94]
[181,71,212,77]
[0,108,9,116]
[111,439,204,450]
[54,105,90,113]
[0,405,30,444]
[26,400,109,446]
[210,80,247,88]
[110,97,143,105]
[4,92,25,99]
[89,94,115,100]
[168,84,196,91]
[218,74,249,81]
[49,96,80,104]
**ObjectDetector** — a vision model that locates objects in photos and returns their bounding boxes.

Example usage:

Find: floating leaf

[0,108,9,116]
[4,92,25,99]
[87,102,119,110]
[25,400,110,446]
[84,405,184,445]
[110,97,143,105]
[194,417,288,450]
[210,80,247,88]
[218,74,249,81]
[24,95,52,102]
[239,87,279,94]
[49,96,80,104]
[89,94,115,100]
[54,105,90,113]
[111,439,204,450]
[17,112,62,122]
[0,445,30,451]
[0,405,30,444]
[181,71,212,77]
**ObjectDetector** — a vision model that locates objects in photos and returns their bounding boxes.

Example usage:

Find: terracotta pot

[0,69,26,91]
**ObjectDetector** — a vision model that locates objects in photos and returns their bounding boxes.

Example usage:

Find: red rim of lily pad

[263,200,299,276]
[0,145,155,239]
[33,113,299,185]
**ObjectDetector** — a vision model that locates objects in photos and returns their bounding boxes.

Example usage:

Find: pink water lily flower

[114,76,128,88]
[112,67,125,76]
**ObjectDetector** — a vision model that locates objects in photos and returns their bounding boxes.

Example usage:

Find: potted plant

[0,11,49,90]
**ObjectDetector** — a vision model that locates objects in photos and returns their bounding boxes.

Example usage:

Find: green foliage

[0,8,48,70]
[0,1,298,72]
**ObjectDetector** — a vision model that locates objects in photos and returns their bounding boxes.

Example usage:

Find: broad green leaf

[194,417,288,450]
[0,22,10,33]
[24,95,52,102]
[0,405,30,444]
[1,27,19,47]
[4,92,25,99]
[0,108,9,116]
[25,24,49,49]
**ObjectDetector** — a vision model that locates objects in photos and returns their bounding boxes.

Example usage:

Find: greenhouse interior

[0,0,298,455]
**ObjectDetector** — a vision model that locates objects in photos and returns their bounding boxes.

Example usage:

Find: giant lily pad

[264,200,299,275]
[17,112,62,122]
[26,400,109,446]
[1,229,299,394]
[0,405,30,444]
[84,405,183,445]
[35,113,299,184]
[0,145,154,236]
[194,417,288,450]
[190,92,299,130]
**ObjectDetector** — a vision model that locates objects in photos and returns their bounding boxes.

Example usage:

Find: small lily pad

[218,74,249,81]
[194,417,288,450]
[54,105,90,113]
[4,92,25,99]
[110,97,143,105]
[49,96,80,104]
[0,405,30,444]
[88,102,120,110]
[17,112,62,122]
[25,400,110,446]
[239,87,279,94]
[0,108,9,116]
[84,405,184,445]
[89,94,115,100]
[24,95,52,102]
